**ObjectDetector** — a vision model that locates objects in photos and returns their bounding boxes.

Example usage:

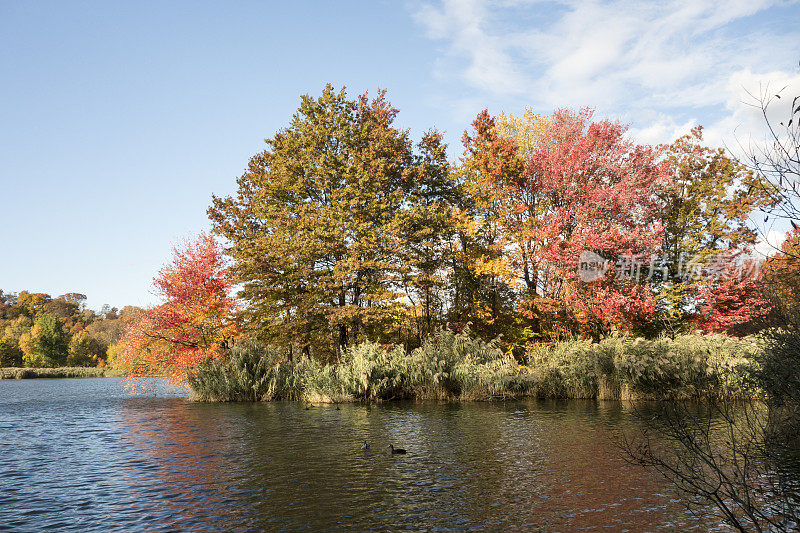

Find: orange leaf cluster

[118,234,239,386]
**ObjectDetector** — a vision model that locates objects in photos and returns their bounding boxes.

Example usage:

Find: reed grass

[187,331,763,402]
[522,334,761,400]
[188,329,519,402]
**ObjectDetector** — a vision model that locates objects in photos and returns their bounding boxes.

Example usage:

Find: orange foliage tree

[762,228,800,316]
[118,234,239,385]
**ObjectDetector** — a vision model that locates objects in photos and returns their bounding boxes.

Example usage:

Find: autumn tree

[0,315,30,367]
[60,293,87,309]
[0,290,132,367]
[85,308,129,354]
[15,291,50,318]
[117,234,239,384]
[67,330,104,366]
[531,109,671,338]
[0,290,18,321]
[691,249,771,335]
[495,109,561,338]
[494,108,551,300]
[395,130,458,344]
[210,85,452,358]
[655,127,772,333]
[454,110,528,341]
[2,316,31,343]
[0,333,23,367]
[465,108,669,340]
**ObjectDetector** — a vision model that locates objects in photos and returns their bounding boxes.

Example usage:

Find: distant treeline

[0,291,137,368]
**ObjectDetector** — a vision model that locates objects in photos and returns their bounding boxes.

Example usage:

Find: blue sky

[1,0,799,310]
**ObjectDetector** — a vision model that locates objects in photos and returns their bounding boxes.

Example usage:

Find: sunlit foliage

[117,234,239,385]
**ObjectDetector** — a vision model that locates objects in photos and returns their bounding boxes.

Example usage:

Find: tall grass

[186,338,298,401]
[186,331,763,402]
[523,334,760,400]
[189,329,519,402]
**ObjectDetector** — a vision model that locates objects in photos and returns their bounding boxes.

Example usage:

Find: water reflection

[0,379,717,531]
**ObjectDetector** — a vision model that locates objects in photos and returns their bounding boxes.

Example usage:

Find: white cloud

[413,0,528,94]
[628,115,696,146]
[412,0,800,145]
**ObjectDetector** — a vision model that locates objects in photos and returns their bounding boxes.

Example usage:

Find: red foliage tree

[119,233,239,386]
[521,108,670,337]
[693,249,771,335]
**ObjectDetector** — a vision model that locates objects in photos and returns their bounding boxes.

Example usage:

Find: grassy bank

[187,330,763,402]
[0,367,125,379]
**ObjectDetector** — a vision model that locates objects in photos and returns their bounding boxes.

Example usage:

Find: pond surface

[0,378,721,531]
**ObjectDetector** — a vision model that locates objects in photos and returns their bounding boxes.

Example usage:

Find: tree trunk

[338,290,348,349]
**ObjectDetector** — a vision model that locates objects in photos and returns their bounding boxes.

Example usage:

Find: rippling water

[0,378,722,531]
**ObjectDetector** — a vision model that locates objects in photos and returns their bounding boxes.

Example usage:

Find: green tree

[20,313,69,367]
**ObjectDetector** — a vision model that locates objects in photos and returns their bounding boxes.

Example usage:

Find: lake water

[0,378,721,531]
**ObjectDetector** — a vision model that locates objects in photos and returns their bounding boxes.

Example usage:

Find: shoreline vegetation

[186,330,763,403]
[1,328,762,406]
[0,367,126,380]
[3,80,797,531]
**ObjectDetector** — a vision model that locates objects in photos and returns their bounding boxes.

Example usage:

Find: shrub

[752,322,800,445]
[0,367,108,379]
[753,325,800,406]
